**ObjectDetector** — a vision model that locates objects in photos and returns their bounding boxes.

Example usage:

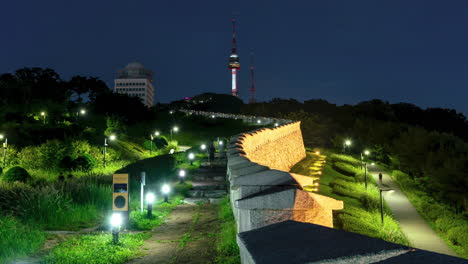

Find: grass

[214,196,240,264]
[291,150,409,246]
[387,169,468,258]
[129,196,184,230]
[0,216,46,264]
[43,232,151,264]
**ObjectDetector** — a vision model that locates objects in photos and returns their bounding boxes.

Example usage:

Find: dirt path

[127,203,218,264]
[368,164,457,257]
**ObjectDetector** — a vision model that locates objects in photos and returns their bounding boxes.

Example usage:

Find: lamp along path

[125,203,218,264]
[367,164,457,257]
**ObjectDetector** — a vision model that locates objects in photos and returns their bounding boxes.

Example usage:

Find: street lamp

[274,123,279,127]
[200,144,206,151]
[379,189,394,225]
[40,111,46,125]
[188,152,195,165]
[150,134,154,154]
[104,134,116,167]
[154,131,160,137]
[179,169,186,183]
[0,134,7,168]
[257,120,261,124]
[146,192,155,218]
[343,139,352,153]
[170,126,179,141]
[110,213,122,244]
[162,184,170,203]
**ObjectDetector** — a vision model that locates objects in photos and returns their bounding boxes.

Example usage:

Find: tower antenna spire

[228,17,240,97]
[249,51,256,104]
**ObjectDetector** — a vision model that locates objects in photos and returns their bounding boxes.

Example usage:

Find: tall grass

[215,196,240,264]
[0,216,46,264]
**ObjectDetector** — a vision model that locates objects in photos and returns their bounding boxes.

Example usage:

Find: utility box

[113,174,129,212]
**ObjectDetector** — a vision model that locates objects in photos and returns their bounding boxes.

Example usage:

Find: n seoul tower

[228,18,240,97]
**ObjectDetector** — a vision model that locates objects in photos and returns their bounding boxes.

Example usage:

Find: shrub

[355,171,366,183]
[391,170,408,181]
[333,162,360,176]
[3,166,31,183]
[332,185,361,200]
[447,226,468,246]
[73,154,96,171]
[329,154,361,167]
[360,193,380,211]
[18,146,42,169]
[0,167,2,175]
[59,155,75,171]
[435,217,464,233]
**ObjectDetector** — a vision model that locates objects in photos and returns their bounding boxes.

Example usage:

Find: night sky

[2,1,468,115]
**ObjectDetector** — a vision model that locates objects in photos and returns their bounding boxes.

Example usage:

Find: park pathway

[126,203,218,264]
[367,164,457,257]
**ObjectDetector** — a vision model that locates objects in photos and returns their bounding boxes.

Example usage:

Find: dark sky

[2,1,468,115]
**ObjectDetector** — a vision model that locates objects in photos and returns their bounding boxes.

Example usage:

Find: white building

[114,62,154,107]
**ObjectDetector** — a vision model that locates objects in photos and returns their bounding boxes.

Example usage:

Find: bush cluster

[60,154,97,172]
[329,154,361,167]
[2,166,31,183]
[332,162,361,176]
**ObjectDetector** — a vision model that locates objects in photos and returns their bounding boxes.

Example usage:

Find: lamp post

[146,193,155,218]
[379,189,394,225]
[104,134,116,167]
[40,111,46,125]
[150,134,153,155]
[170,126,179,141]
[0,134,7,168]
[343,139,351,153]
[188,152,195,165]
[162,184,170,203]
[179,169,186,184]
[110,213,122,244]
[364,162,368,189]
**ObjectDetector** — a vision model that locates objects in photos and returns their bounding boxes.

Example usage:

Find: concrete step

[186,189,228,198]
[192,181,227,190]
[184,198,209,205]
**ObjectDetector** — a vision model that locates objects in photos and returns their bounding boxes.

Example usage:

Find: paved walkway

[367,164,457,257]
[126,204,218,264]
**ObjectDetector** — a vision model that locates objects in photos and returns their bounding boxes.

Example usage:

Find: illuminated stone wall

[227,120,343,234]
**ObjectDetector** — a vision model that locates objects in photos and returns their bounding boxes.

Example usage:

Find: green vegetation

[0,216,46,264]
[129,196,184,230]
[43,232,151,264]
[389,169,468,258]
[2,166,31,182]
[291,151,409,246]
[214,197,240,264]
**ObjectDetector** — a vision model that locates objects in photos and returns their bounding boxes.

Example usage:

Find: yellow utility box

[113,174,129,211]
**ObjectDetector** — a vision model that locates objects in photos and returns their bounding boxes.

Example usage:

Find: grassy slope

[290,150,409,246]
[214,197,240,264]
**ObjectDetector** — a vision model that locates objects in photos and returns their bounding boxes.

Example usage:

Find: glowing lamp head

[110,213,122,228]
[315,151,320,155]
[219,141,223,145]
[345,140,351,146]
[146,193,155,204]
[40,112,46,116]
[257,120,261,124]
[274,123,279,127]
[173,126,179,132]
[371,162,375,165]
[0,134,3,139]
[161,184,170,194]
[169,110,174,114]
[388,190,395,193]
[179,170,186,178]
[201,144,206,150]
[188,153,195,160]
[364,150,370,156]
[211,115,215,118]
[80,109,86,115]
[109,135,116,141]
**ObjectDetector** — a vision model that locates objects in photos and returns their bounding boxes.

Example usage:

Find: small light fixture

[109,135,116,141]
[155,131,160,136]
[110,213,122,244]
[179,169,186,183]
[162,184,170,203]
[201,144,206,150]
[146,193,155,218]
[80,109,86,115]
[188,152,195,165]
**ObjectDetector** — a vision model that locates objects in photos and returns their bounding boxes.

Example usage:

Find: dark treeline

[0,67,156,147]
[242,98,468,213]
